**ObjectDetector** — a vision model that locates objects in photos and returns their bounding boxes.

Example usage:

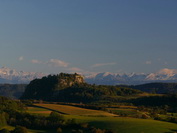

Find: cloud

[19,56,24,61]
[91,62,116,68]
[68,67,97,76]
[30,58,69,68]
[164,62,168,65]
[145,61,152,65]
[31,59,42,64]
[68,67,83,72]
[48,59,69,67]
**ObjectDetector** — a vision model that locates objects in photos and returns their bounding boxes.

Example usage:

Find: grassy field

[106,106,143,117]
[29,103,177,133]
[27,106,52,116]
[0,126,14,131]
[33,103,117,116]
[64,115,177,133]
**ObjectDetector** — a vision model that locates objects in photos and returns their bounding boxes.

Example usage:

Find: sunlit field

[29,103,177,133]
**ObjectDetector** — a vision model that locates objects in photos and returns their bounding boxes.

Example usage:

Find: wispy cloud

[19,56,24,61]
[145,61,152,65]
[68,67,83,72]
[31,59,42,64]
[91,62,116,68]
[29,58,98,76]
[164,62,168,65]
[68,67,97,75]
[48,59,69,67]
[31,58,69,68]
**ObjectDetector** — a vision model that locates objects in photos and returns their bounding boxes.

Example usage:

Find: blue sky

[0,0,177,74]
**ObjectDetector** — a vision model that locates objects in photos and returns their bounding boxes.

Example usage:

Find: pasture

[33,103,117,116]
[27,106,52,116]
[30,103,177,133]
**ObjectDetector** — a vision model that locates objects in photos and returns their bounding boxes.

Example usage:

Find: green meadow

[28,103,177,133]
[33,103,117,116]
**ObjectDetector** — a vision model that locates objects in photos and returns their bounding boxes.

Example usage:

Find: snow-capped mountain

[1,67,177,85]
[85,68,177,85]
[0,67,46,84]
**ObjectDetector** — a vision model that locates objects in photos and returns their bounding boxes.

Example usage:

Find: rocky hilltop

[20,73,85,100]
[56,73,84,89]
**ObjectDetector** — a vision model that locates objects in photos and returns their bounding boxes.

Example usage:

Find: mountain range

[0,67,45,84]
[85,68,177,85]
[0,67,177,85]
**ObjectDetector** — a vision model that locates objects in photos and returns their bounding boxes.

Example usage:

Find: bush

[49,111,64,121]
[141,114,149,119]
[91,128,105,133]
[12,126,28,133]
[56,127,62,133]
[80,123,89,129]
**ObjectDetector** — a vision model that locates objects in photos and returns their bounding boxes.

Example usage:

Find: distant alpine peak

[0,66,46,84]
[98,72,114,77]
[157,68,177,76]
[85,68,177,85]
[0,67,17,76]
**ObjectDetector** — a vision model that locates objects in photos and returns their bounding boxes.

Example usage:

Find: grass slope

[27,106,52,116]
[29,104,177,133]
[65,115,177,133]
[34,103,117,116]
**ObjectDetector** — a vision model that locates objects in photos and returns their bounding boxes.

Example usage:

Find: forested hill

[129,83,177,94]
[20,73,142,103]
[0,84,26,99]
[1,81,177,100]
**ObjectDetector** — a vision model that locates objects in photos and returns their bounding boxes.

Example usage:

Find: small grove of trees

[1,115,115,133]
[0,126,28,133]
[7,111,71,129]
[137,106,168,116]
[0,96,26,129]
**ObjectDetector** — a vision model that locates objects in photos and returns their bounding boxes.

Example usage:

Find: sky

[0,0,177,75]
